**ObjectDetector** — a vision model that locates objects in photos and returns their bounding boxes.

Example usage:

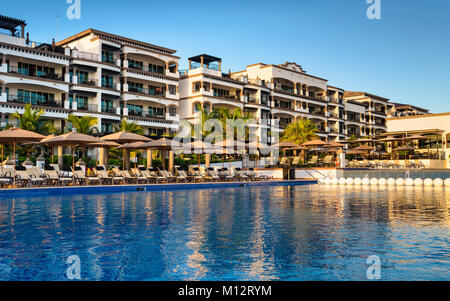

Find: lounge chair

[279,157,290,167]
[233,167,249,181]
[113,167,136,184]
[28,166,47,186]
[206,167,220,182]
[175,166,192,183]
[248,167,271,181]
[415,160,425,169]
[148,167,167,183]
[217,168,234,182]
[291,156,301,167]
[73,166,101,185]
[158,168,176,183]
[95,165,122,185]
[0,166,12,187]
[320,155,334,167]
[394,160,405,169]
[130,168,149,184]
[137,166,157,183]
[43,166,72,186]
[306,156,318,166]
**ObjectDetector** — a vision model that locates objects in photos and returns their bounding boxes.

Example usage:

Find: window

[127,103,143,116]
[148,106,165,118]
[101,99,115,113]
[70,95,88,110]
[148,85,164,96]
[148,63,164,74]
[129,59,143,70]
[17,89,55,105]
[193,82,201,92]
[101,75,114,88]
[168,85,176,95]
[169,106,177,116]
[446,134,450,149]
[128,81,143,93]
[102,50,115,63]
[213,88,230,99]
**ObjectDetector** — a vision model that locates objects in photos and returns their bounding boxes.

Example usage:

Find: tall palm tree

[114,118,144,135]
[11,104,55,134]
[67,114,98,134]
[281,118,318,145]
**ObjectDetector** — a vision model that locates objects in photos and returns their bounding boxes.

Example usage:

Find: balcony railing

[128,64,165,75]
[101,79,116,89]
[77,104,98,112]
[7,66,64,81]
[101,54,116,64]
[7,94,61,107]
[191,62,219,71]
[128,86,165,96]
[77,78,98,86]
[77,51,99,62]
[101,106,117,114]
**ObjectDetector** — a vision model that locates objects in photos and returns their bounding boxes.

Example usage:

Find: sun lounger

[217,168,234,182]
[175,166,192,183]
[137,166,157,183]
[73,166,101,185]
[0,166,12,187]
[95,165,123,185]
[206,167,220,182]
[130,168,149,184]
[148,167,167,183]
[233,167,249,181]
[44,166,72,186]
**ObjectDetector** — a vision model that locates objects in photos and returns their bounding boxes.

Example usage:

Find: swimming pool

[0,185,449,280]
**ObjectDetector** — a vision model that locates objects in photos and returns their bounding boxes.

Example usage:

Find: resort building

[387,112,450,168]
[387,102,429,118]
[0,15,180,136]
[343,91,388,137]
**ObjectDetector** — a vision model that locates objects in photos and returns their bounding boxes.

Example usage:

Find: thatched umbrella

[288,145,309,164]
[40,130,102,183]
[393,145,415,159]
[185,140,216,169]
[214,139,245,168]
[353,145,375,151]
[302,139,327,147]
[0,127,45,186]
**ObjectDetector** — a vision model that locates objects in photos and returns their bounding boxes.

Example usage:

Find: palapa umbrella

[0,127,45,186]
[102,131,152,178]
[246,141,272,168]
[142,138,181,170]
[288,145,309,164]
[393,145,415,159]
[353,145,375,151]
[213,139,244,168]
[302,139,327,147]
[44,130,103,183]
[346,149,367,155]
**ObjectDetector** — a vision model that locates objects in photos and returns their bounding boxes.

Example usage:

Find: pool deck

[0,180,317,197]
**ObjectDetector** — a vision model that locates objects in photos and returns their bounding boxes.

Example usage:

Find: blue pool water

[0,185,449,281]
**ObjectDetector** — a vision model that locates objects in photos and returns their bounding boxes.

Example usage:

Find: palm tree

[114,118,144,135]
[281,118,318,145]
[11,104,55,134]
[67,114,98,134]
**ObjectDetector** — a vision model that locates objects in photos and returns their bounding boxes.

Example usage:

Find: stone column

[146,149,152,168]
[205,154,211,168]
[99,147,105,167]
[57,146,63,167]
[169,150,174,173]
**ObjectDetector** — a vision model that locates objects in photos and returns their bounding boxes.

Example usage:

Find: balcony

[77,104,99,112]
[76,51,99,62]
[101,79,116,89]
[101,106,116,114]
[7,66,64,81]
[128,86,165,97]
[76,78,98,87]
[6,94,61,107]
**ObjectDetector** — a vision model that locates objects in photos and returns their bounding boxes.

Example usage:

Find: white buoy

[434,178,443,186]
[396,178,405,186]
[324,178,331,185]
[414,178,423,186]
[331,178,339,185]
[378,178,387,186]
[444,179,450,187]
[370,178,378,185]
[354,178,362,185]
[387,178,396,186]
[362,178,370,185]
[346,178,354,185]
[424,178,433,186]
[339,178,346,185]
[405,178,414,186]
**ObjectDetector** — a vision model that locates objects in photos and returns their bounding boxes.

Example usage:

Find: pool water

[0,185,449,281]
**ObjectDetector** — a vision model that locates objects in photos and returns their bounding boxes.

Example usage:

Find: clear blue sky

[3,0,450,112]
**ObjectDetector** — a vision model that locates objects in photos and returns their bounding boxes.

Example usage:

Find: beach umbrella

[393,145,415,159]
[302,139,327,147]
[43,131,102,183]
[353,145,375,151]
[0,127,45,186]
[346,149,367,155]
[101,131,152,176]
